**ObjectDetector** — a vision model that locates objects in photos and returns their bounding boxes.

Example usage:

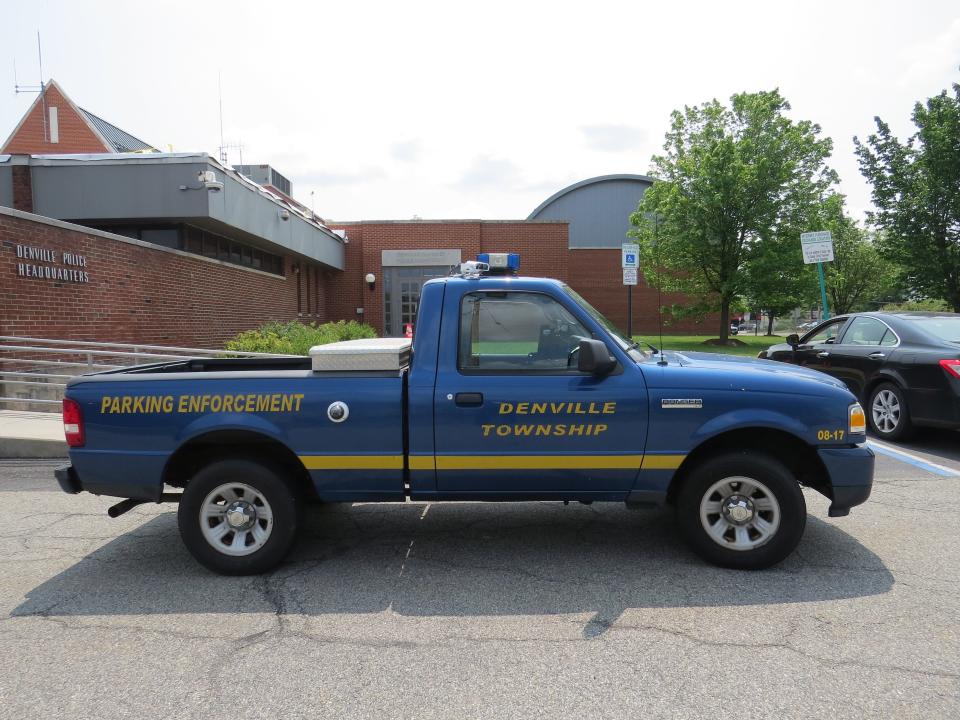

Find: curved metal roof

[529,173,656,249]
[527,173,656,220]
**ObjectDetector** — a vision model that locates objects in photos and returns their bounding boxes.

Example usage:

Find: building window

[306,265,312,315]
[83,221,286,276]
[140,228,180,249]
[296,264,302,314]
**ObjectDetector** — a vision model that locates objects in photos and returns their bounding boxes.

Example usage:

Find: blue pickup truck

[56,254,874,575]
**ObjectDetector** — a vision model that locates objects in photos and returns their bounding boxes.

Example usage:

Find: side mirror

[577,339,617,375]
[786,333,800,348]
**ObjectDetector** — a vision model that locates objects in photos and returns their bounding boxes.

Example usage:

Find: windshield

[562,284,650,360]
[904,315,960,343]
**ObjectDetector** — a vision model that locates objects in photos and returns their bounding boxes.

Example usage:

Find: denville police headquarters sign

[15,244,90,283]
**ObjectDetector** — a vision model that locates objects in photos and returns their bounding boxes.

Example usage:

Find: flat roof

[2,152,345,269]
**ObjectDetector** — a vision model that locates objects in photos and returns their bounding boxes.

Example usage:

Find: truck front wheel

[178,457,301,575]
[676,453,806,570]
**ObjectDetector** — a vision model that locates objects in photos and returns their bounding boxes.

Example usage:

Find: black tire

[676,452,806,570]
[178,457,301,575]
[867,382,913,441]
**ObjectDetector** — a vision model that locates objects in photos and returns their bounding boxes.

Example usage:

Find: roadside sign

[800,231,834,264]
[801,230,833,320]
[621,243,639,269]
[622,267,638,286]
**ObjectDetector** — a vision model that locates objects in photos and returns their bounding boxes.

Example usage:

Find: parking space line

[866,440,960,478]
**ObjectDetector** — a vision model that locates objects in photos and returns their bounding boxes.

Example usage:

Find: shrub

[225,320,377,356]
[880,299,951,312]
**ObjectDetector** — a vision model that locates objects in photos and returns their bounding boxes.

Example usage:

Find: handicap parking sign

[621,243,639,268]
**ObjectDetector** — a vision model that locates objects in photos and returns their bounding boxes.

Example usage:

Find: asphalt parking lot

[1,437,958,719]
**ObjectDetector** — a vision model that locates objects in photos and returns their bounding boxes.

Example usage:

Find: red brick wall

[11,166,33,212]
[568,249,715,336]
[325,221,569,335]
[0,210,307,348]
[2,83,110,155]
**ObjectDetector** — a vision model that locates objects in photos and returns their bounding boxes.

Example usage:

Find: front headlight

[849,403,866,435]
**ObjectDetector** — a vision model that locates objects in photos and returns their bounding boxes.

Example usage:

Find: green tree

[742,232,816,335]
[854,83,960,311]
[630,89,836,342]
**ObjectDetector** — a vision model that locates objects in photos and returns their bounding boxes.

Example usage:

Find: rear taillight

[62,398,85,447]
[940,359,960,379]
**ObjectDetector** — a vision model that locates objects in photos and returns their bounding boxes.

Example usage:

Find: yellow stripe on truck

[299,455,404,470]
[433,455,646,470]
[640,454,686,470]
[408,456,436,471]
[299,454,685,471]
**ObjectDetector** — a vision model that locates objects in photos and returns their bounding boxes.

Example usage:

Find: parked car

[739,321,757,333]
[796,320,819,333]
[758,312,960,440]
[729,323,739,336]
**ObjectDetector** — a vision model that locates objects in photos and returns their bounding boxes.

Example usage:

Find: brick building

[2,80,704,350]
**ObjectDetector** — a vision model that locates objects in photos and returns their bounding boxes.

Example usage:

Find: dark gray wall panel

[529,174,653,249]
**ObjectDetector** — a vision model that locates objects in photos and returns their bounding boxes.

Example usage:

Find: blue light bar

[477,253,520,271]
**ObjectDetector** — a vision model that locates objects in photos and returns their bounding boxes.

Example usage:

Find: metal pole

[627,285,633,339]
[817,262,831,320]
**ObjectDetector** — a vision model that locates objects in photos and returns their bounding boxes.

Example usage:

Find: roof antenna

[13,32,47,141]
[654,213,667,366]
[218,71,226,164]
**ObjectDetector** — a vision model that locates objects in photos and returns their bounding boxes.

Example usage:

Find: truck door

[432,288,648,497]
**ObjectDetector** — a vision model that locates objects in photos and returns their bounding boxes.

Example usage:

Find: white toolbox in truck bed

[309,338,412,372]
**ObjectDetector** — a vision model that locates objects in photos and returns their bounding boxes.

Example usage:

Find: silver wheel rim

[699,476,781,551]
[200,482,273,557]
[872,389,900,434]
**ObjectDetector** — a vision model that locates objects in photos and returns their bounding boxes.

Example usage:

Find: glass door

[383,266,449,337]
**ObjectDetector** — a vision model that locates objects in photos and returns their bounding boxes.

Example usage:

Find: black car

[759,312,960,440]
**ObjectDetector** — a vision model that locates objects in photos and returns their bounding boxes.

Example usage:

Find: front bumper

[817,445,875,517]
[54,464,82,494]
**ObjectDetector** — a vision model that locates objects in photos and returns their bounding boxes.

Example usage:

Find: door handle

[454,392,484,407]
[817,351,830,359]
[868,352,886,360]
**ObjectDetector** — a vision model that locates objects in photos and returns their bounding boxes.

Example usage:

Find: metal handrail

[0,358,122,369]
[0,335,295,412]
[0,345,206,361]
[2,379,67,388]
[1,372,75,379]
[0,396,60,405]
[0,336,295,358]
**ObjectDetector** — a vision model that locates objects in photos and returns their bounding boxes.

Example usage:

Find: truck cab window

[459,292,592,372]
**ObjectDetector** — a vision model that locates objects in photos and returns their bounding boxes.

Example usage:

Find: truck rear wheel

[177,457,301,575]
[676,452,806,570]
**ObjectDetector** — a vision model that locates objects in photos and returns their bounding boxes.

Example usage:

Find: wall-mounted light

[365,273,376,291]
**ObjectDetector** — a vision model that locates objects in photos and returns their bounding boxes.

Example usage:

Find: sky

[2,0,958,223]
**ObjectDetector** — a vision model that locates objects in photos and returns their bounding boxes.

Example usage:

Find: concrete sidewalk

[0,410,67,458]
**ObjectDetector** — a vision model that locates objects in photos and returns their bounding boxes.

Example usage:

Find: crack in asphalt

[605,620,960,682]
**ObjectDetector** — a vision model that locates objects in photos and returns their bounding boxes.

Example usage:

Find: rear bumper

[817,445,875,517]
[55,464,82,494]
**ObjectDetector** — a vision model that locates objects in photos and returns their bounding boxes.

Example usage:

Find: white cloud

[580,124,647,152]
[2,0,958,222]
[391,139,422,163]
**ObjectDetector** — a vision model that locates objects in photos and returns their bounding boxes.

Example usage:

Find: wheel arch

[666,427,830,504]
[863,371,907,404]
[162,429,316,501]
